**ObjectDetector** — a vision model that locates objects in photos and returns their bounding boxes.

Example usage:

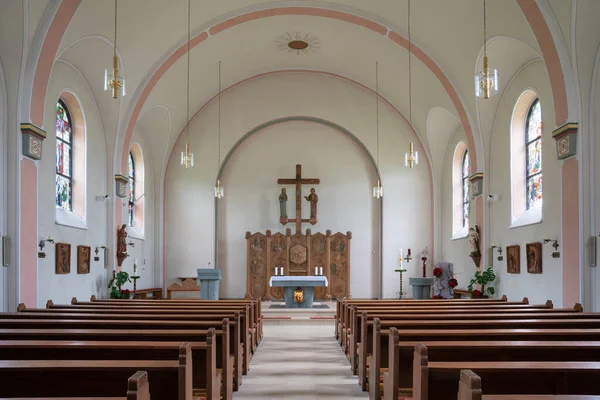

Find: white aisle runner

[233,324,368,400]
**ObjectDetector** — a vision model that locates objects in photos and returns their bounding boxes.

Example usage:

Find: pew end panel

[413,344,428,400]
[458,369,482,400]
[127,370,151,400]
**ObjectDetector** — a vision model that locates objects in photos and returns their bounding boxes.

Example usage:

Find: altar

[269,276,328,308]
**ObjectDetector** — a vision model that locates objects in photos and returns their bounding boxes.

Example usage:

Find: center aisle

[233,324,368,400]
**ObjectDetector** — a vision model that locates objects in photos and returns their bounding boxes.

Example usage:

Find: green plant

[108,270,131,299]
[467,267,496,297]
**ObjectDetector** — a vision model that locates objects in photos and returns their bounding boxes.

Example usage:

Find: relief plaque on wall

[77,245,91,274]
[55,243,71,274]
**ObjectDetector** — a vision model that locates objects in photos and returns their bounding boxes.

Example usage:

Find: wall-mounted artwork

[506,245,520,274]
[55,243,71,274]
[77,245,91,274]
[526,242,543,274]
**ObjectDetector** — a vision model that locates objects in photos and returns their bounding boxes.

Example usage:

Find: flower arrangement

[108,270,131,299]
[432,295,444,299]
[433,267,442,277]
[468,267,496,297]
[448,278,458,288]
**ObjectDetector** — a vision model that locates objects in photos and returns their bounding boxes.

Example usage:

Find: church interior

[1,0,600,398]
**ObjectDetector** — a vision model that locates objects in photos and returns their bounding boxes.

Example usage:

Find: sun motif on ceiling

[276,32,321,55]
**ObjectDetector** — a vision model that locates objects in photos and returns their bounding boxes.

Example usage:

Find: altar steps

[261,301,336,325]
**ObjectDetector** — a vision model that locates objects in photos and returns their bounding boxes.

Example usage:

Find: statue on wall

[304,188,318,220]
[279,188,288,218]
[467,226,480,255]
[116,224,129,267]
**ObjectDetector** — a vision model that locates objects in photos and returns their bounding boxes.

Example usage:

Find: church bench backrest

[0,334,219,400]
[1,314,248,378]
[0,355,192,399]
[0,324,235,397]
[406,346,600,400]
[365,321,600,397]
[457,369,600,400]
[373,327,600,400]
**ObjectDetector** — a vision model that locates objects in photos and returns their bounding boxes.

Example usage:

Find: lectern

[197,268,222,300]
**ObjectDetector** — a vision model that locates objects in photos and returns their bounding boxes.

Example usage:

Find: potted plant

[108,270,131,299]
[467,267,496,298]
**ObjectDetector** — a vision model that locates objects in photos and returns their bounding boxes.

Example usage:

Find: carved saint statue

[117,224,128,255]
[279,188,288,218]
[304,188,318,219]
[467,225,480,255]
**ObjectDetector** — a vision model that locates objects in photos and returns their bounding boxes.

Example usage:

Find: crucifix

[277,164,320,234]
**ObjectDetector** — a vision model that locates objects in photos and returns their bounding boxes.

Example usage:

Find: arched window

[525,99,542,209]
[56,99,72,211]
[510,90,542,226]
[128,144,145,236]
[452,142,469,237]
[462,150,470,227]
[128,151,135,226]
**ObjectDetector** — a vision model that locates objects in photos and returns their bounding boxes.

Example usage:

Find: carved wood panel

[310,232,328,300]
[268,232,287,300]
[330,232,351,299]
[246,232,267,299]
[288,232,308,276]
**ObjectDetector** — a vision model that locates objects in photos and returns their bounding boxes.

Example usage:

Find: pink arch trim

[30,0,81,126]
[517,0,568,126]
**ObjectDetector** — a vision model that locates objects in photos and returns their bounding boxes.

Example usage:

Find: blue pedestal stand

[408,277,434,299]
[197,268,222,300]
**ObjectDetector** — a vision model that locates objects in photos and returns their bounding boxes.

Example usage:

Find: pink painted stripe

[516,0,568,126]
[20,159,37,307]
[562,158,580,307]
[30,0,81,126]
[210,7,387,36]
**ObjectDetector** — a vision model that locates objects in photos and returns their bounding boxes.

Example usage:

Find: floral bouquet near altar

[432,262,455,299]
[433,267,442,277]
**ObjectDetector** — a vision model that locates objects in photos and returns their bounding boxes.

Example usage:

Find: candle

[320,267,323,275]
[399,248,403,266]
[315,267,317,275]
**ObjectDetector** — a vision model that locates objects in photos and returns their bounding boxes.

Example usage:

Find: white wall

[165,73,433,299]
[37,61,109,306]
[487,61,562,306]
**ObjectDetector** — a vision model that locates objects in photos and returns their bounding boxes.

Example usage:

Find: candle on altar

[319,267,323,275]
[399,248,403,267]
[133,258,137,274]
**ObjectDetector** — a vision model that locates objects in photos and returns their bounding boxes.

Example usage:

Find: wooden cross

[277,164,320,234]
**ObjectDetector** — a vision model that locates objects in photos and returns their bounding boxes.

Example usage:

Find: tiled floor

[233,324,368,399]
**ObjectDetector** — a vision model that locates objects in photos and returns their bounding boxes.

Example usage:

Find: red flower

[432,295,444,299]
[433,267,442,277]
[473,289,482,297]
[448,278,458,288]
[120,289,126,294]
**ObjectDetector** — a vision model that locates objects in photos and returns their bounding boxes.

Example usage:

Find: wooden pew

[0,370,150,400]
[0,335,220,400]
[363,317,600,395]
[28,305,249,377]
[86,296,262,342]
[0,348,193,399]
[70,298,262,349]
[0,325,234,398]
[399,344,600,400]
[457,369,600,400]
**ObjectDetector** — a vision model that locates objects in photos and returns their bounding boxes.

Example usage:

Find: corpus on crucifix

[277,164,320,233]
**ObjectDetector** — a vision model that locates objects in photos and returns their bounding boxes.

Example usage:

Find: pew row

[0,326,234,398]
[0,336,220,400]
[457,369,600,400]
[394,344,600,400]
[0,356,191,399]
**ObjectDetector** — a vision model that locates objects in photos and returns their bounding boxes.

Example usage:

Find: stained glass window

[525,99,542,209]
[462,150,470,227]
[56,100,72,211]
[128,152,135,226]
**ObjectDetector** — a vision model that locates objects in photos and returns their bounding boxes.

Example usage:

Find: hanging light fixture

[214,61,224,199]
[404,0,418,169]
[475,0,499,99]
[373,61,383,199]
[180,0,194,169]
[104,0,126,99]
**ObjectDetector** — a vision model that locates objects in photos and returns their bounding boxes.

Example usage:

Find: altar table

[269,276,328,308]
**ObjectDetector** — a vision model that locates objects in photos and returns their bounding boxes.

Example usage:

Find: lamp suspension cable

[372,61,383,198]
[404,0,418,168]
[215,60,224,198]
[181,0,194,168]
[104,0,126,98]
[475,0,498,99]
